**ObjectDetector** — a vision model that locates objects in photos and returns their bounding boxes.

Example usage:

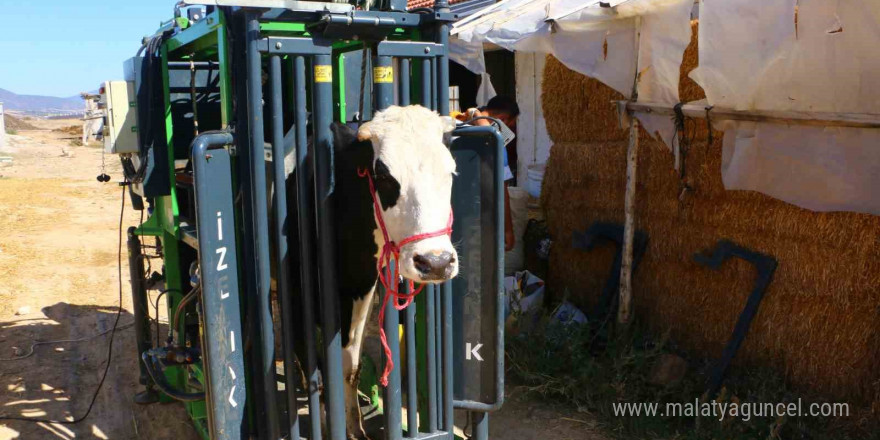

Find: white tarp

[448,38,497,106]
[455,0,880,214]
[453,0,694,105]
[690,0,880,214]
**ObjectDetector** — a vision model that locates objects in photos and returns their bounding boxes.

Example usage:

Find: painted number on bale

[373,66,393,84]
[314,65,332,83]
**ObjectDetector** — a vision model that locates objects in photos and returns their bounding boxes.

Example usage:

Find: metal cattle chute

[112,2,505,439]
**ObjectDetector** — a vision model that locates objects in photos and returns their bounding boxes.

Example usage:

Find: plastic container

[526,163,545,198]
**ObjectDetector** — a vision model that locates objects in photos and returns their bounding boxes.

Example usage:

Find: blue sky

[0,1,174,97]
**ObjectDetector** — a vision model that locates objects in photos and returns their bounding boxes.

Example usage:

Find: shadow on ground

[0,302,198,439]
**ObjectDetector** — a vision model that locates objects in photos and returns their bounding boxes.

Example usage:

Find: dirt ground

[0,119,607,439]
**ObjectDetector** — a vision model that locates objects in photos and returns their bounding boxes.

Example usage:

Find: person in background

[455,95,520,251]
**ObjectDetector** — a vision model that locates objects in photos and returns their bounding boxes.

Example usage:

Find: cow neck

[357,166,453,387]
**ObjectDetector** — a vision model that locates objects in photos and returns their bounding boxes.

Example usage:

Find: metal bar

[435,0,451,116]
[191,131,245,440]
[373,55,394,111]
[246,15,281,439]
[376,41,445,58]
[425,284,438,432]
[293,55,324,440]
[261,36,333,55]
[382,274,403,440]
[270,55,301,440]
[168,61,219,69]
[472,412,489,440]
[399,58,411,107]
[126,227,154,393]
[405,288,418,436]
[434,282,443,428]
[625,100,880,130]
[312,52,347,440]
[319,13,418,28]
[421,58,433,110]
[230,12,259,433]
[431,58,438,111]
[442,281,454,437]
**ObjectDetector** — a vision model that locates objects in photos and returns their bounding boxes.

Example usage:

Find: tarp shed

[453,0,880,215]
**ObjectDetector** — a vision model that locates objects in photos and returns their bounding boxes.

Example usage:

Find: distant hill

[0,88,83,112]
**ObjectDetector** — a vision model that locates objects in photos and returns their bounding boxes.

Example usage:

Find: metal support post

[293,54,324,440]
[435,0,450,116]
[270,55,301,440]
[246,15,281,439]
[312,52,347,440]
[373,55,394,111]
[442,281,454,438]
[399,58,411,107]
[472,412,489,440]
[127,227,159,404]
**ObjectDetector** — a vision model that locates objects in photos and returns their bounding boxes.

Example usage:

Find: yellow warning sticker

[314,65,332,83]
[373,66,394,84]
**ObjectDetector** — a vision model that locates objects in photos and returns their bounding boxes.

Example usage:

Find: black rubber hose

[141,352,205,402]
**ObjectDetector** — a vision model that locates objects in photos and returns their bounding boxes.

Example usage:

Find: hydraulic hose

[171,285,201,338]
[141,352,205,402]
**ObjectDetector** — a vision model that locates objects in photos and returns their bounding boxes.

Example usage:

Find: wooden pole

[618,117,639,324]
[624,101,880,129]
[617,14,642,326]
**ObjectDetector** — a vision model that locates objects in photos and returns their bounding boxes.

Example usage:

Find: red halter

[357,167,454,386]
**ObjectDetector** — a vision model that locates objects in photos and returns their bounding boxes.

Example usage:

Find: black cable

[0,183,128,424]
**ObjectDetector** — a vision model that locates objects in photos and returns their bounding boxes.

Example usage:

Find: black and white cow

[286,105,459,439]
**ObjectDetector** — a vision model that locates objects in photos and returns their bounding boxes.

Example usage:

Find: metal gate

[126,2,504,439]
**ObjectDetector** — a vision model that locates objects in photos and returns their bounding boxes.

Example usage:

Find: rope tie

[358,167,453,386]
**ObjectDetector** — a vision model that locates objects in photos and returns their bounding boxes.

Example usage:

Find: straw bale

[541,56,627,144]
[679,21,705,104]
[539,23,880,406]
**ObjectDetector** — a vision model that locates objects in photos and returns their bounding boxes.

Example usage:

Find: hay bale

[679,20,705,104]
[540,139,628,306]
[539,23,880,407]
[541,56,627,144]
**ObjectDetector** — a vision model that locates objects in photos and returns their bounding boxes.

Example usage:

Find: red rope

[358,167,453,386]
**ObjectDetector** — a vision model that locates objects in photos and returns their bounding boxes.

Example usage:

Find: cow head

[357,105,459,283]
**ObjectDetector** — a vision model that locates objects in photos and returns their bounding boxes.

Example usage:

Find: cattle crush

[112,1,506,439]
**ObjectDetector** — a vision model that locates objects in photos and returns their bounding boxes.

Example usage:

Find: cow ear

[331,122,358,150]
[440,116,457,133]
[357,121,375,141]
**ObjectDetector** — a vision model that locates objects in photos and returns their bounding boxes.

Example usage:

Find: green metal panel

[167,11,224,53]
[260,21,308,34]
[333,52,347,121]
[216,13,233,127]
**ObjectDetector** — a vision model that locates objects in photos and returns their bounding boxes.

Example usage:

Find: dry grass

[4,114,39,131]
[54,125,83,136]
[539,21,880,407]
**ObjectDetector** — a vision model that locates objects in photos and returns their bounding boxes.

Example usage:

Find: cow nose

[413,251,455,279]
